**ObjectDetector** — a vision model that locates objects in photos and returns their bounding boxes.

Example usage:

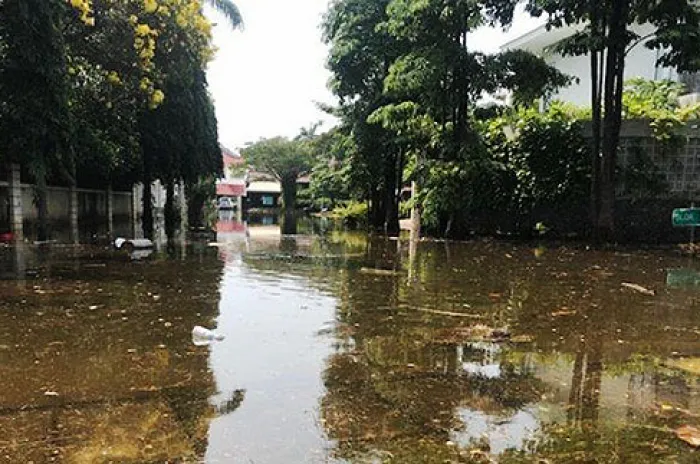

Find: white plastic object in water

[192,325,225,346]
[114,238,154,249]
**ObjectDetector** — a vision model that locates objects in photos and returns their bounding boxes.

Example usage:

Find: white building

[501,23,686,106]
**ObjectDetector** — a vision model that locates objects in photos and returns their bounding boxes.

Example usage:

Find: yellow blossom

[107,71,122,86]
[135,23,155,37]
[149,89,165,109]
[144,0,158,14]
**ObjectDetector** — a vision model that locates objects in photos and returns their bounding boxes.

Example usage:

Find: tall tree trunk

[370,187,385,232]
[582,340,603,426]
[281,173,297,211]
[567,348,585,426]
[142,163,154,240]
[589,7,603,240]
[599,0,627,240]
[281,210,298,235]
[164,178,177,242]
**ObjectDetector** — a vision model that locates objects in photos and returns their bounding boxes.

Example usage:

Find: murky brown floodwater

[1,227,700,463]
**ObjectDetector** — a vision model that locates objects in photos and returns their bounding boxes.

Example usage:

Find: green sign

[672,208,700,227]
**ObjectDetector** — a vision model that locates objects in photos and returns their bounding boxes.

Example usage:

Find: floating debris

[676,425,700,447]
[359,267,401,276]
[415,307,484,319]
[192,325,225,346]
[621,282,655,296]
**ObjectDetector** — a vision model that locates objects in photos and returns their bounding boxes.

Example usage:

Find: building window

[262,195,274,206]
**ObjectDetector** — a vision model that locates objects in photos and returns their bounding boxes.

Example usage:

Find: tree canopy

[241,135,314,210]
[0,0,242,240]
[322,0,571,236]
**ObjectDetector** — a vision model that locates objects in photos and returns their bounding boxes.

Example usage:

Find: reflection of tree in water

[320,243,546,461]
[321,240,700,462]
[567,338,603,428]
[0,246,230,463]
[321,341,543,461]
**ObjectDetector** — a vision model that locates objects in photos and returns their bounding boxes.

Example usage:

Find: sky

[205,2,544,151]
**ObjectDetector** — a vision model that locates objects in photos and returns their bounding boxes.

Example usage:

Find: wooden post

[8,163,23,243]
[409,181,421,241]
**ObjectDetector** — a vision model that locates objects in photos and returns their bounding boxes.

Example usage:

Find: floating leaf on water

[676,425,700,447]
[44,391,59,397]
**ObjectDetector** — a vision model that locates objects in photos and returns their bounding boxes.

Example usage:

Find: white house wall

[547,47,676,106]
[507,23,678,106]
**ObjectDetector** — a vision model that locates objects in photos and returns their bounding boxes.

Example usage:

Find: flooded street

[1,228,700,463]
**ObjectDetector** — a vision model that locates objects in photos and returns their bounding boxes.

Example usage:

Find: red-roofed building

[216,146,247,210]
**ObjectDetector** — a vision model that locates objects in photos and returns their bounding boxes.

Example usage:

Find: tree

[322,0,406,234]
[524,0,700,239]
[0,0,241,242]
[241,136,313,211]
[308,127,354,210]
[0,0,73,241]
[367,0,570,236]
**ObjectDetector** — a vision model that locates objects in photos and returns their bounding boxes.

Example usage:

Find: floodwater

[1,224,700,463]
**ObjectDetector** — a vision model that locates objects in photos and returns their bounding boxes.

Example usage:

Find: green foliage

[486,104,590,219]
[523,0,700,236]
[242,136,312,182]
[330,200,368,227]
[622,78,700,149]
[242,135,313,210]
[323,0,572,236]
[0,0,241,240]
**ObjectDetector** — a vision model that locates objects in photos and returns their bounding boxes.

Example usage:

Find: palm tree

[205,0,243,29]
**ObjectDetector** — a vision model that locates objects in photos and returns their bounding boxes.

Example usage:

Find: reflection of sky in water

[451,407,540,454]
[204,253,338,463]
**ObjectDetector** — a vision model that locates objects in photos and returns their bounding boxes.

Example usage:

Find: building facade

[501,23,681,106]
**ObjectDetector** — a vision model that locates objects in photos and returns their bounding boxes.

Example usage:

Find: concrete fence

[583,120,700,199]
[0,164,138,243]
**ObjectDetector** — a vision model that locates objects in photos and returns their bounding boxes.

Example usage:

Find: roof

[216,182,246,197]
[247,181,282,194]
[221,146,245,169]
[500,23,582,54]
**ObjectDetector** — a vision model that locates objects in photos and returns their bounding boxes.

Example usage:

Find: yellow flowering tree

[0,0,241,240]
